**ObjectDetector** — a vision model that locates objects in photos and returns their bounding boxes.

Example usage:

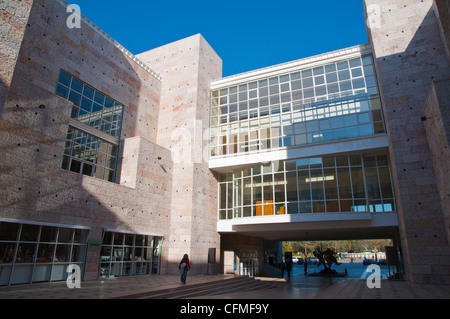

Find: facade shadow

[0,0,172,285]
[363,0,450,284]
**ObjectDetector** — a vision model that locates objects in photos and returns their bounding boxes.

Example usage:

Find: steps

[115,276,277,299]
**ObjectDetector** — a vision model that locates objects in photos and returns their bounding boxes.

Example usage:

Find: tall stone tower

[364,0,450,284]
[137,35,223,274]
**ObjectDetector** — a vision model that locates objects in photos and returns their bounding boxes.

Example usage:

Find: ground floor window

[0,220,89,286]
[98,230,162,278]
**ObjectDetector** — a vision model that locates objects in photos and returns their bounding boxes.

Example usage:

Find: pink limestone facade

[0,0,448,287]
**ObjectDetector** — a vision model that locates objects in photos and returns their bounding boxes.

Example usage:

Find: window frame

[56,70,123,183]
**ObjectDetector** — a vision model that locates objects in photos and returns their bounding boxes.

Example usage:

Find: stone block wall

[0,0,33,117]
[433,0,450,63]
[423,79,450,250]
[364,0,450,284]
[137,35,223,275]
[0,0,174,280]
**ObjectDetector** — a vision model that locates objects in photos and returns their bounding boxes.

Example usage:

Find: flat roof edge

[211,44,372,89]
[55,0,162,81]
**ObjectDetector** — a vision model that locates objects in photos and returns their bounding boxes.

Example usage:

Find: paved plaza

[0,262,449,299]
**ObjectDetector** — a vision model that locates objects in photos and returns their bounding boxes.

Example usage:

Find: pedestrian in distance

[179,254,190,284]
[285,260,292,280]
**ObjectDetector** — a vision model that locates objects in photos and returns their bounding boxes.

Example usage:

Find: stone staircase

[115,276,277,299]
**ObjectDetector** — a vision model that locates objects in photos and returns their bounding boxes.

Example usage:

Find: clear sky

[71,0,368,77]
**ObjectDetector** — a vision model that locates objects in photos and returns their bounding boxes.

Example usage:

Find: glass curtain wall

[210,55,385,157]
[0,221,89,286]
[99,231,162,278]
[218,154,395,220]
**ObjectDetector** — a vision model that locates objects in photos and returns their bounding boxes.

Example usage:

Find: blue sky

[72,0,368,77]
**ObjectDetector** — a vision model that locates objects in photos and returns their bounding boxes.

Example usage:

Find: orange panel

[256,201,273,216]
[255,203,263,216]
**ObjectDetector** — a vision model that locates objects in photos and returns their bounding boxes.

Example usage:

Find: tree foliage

[282,239,392,257]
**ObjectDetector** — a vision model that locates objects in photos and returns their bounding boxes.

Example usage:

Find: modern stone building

[0,0,448,287]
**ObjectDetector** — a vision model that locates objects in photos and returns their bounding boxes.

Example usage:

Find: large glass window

[210,55,385,157]
[218,154,395,220]
[56,71,124,139]
[61,127,119,182]
[56,70,124,183]
[99,231,162,279]
[0,221,88,287]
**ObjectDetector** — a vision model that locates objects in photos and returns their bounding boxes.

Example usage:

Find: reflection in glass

[365,167,381,199]
[36,244,54,263]
[310,169,325,200]
[243,177,252,206]
[210,54,386,158]
[0,243,16,263]
[298,170,311,201]
[286,172,298,201]
[218,154,395,219]
[274,173,285,203]
[31,228,50,247]
[98,232,161,278]
[71,245,85,263]
[351,167,365,199]
[55,245,71,262]
[58,228,73,243]
[263,174,273,202]
[16,243,36,263]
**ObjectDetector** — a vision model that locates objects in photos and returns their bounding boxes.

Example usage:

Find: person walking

[285,260,292,280]
[179,254,190,284]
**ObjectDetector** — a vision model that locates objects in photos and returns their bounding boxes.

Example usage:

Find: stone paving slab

[1,275,450,299]
[0,274,232,299]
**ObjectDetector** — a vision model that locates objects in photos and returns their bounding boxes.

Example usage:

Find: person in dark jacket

[179,254,191,284]
[285,260,292,280]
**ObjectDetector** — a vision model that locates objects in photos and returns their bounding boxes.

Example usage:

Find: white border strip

[0,217,91,230]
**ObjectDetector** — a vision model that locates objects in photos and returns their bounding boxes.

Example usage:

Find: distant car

[297,258,305,265]
[377,259,387,265]
[363,259,377,266]
[292,257,298,263]
[307,257,319,264]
